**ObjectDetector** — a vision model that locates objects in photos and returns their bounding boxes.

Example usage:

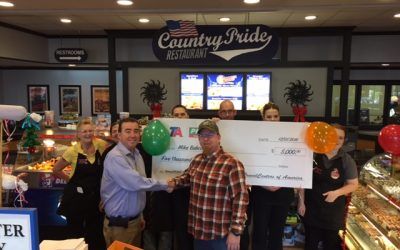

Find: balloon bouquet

[305,121,338,154]
[141,120,170,156]
[378,125,400,170]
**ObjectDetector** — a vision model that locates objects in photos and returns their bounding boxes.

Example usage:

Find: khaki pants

[103,216,142,247]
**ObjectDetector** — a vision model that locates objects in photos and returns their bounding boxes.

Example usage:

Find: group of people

[52,99,358,250]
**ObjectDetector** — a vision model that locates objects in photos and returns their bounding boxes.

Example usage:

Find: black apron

[57,150,103,217]
[304,154,346,230]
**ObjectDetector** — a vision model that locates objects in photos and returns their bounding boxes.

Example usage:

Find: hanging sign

[54,48,88,63]
[152,20,279,65]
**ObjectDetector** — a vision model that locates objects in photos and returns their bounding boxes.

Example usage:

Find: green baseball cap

[197,120,219,134]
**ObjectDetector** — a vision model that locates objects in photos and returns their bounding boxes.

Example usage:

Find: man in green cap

[169,120,249,250]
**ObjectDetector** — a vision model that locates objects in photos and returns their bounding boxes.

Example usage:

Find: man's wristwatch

[231,231,241,236]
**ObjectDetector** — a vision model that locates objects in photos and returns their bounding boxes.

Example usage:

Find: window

[360,85,385,125]
[390,85,400,116]
[331,85,341,117]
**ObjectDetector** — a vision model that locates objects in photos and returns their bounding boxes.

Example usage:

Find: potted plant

[140,80,168,118]
[284,80,313,122]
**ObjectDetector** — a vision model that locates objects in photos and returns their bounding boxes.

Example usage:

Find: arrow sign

[55,48,88,63]
[59,56,82,60]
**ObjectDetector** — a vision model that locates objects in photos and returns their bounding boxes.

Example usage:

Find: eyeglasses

[198,132,217,138]
[219,110,234,115]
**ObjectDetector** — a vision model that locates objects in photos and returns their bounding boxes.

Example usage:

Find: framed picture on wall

[27,85,50,114]
[91,85,110,115]
[59,85,82,115]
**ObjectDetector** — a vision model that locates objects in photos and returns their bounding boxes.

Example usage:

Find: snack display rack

[343,153,400,250]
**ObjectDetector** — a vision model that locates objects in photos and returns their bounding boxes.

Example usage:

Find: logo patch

[170,127,183,137]
[189,127,198,138]
[330,168,340,179]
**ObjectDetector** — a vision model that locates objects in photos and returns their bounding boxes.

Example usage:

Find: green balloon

[142,120,171,156]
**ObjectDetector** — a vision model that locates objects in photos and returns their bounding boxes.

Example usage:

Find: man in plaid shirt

[170,120,249,250]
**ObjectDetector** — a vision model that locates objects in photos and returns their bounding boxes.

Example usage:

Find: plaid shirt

[173,147,249,240]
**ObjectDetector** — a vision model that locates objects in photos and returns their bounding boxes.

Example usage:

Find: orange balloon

[305,122,338,154]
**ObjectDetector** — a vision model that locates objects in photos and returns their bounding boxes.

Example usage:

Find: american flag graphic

[166,20,198,38]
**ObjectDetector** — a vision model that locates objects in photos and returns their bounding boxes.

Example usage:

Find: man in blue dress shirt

[101,118,171,247]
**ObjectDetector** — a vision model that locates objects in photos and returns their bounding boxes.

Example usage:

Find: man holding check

[169,120,249,250]
[101,118,173,247]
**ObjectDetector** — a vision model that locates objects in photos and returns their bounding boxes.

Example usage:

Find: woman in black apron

[298,124,358,250]
[53,118,108,250]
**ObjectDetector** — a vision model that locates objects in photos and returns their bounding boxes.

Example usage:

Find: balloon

[142,120,170,156]
[378,125,400,155]
[305,122,338,154]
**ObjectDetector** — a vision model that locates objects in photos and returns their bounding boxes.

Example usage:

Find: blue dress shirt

[101,142,167,218]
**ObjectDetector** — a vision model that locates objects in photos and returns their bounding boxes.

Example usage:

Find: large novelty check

[152,118,313,188]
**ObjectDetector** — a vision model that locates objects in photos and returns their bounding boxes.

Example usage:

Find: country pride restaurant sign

[152,20,279,64]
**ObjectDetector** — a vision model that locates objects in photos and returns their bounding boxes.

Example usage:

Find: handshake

[166,178,176,193]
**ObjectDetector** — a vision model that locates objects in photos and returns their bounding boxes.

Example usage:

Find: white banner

[152,118,313,188]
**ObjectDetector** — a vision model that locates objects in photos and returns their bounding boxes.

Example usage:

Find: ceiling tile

[202,13,247,25]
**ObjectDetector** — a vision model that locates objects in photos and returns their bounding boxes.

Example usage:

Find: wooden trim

[0,21,47,37]
[108,36,118,122]
[122,67,129,112]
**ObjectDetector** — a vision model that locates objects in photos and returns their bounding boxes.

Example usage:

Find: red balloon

[378,125,400,155]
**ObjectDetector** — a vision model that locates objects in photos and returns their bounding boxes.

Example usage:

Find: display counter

[10,127,76,226]
[343,153,400,250]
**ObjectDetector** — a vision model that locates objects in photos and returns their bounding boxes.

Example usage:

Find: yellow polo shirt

[62,138,108,177]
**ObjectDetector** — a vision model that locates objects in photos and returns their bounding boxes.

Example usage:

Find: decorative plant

[140,80,167,118]
[284,80,313,122]
[21,113,42,161]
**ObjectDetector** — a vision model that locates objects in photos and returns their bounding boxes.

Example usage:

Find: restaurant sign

[152,20,279,64]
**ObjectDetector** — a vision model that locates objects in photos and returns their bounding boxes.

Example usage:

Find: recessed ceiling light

[138,18,150,23]
[382,63,390,67]
[0,1,14,7]
[394,13,400,18]
[219,17,231,22]
[68,64,76,67]
[117,0,133,6]
[60,18,72,24]
[243,0,260,4]
[305,15,317,20]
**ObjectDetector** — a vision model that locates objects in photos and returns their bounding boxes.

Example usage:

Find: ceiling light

[219,17,231,22]
[60,18,72,24]
[243,0,260,4]
[394,13,400,18]
[0,1,13,7]
[382,63,390,67]
[305,15,317,20]
[117,0,133,6]
[68,64,76,67]
[138,18,150,23]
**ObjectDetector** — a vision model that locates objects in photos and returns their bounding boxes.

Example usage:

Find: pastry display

[26,158,72,173]
[347,153,400,249]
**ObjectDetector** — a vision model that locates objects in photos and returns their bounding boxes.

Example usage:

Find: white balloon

[0,105,27,121]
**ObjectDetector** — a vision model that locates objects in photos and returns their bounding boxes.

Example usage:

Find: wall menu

[180,73,204,109]
[246,73,271,110]
[206,73,243,110]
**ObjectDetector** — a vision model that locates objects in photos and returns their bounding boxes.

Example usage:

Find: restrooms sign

[152,20,279,65]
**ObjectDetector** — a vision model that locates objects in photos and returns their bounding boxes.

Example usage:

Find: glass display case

[10,128,76,226]
[343,153,400,250]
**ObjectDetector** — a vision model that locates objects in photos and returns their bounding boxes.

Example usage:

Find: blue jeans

[194,237,227,250]
[143,230,173,250]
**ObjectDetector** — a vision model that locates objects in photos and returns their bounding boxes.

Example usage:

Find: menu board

[246,73,271,110]
[206,73,243,110]
[180,73,204,109]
